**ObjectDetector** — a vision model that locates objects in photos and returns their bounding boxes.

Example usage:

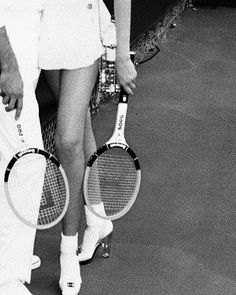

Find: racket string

[87,149,138,217]
[38,159,67,225]
[7,154,68,228]
[8,155,46,224]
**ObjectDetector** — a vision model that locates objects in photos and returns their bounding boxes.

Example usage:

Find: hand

[0,63,24,120]
[116,55,137,95]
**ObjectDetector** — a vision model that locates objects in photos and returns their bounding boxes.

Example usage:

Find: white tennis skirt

[39,0,111,70]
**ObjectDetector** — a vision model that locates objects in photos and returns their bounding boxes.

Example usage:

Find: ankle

[84,204,113,228]
[60,232,78,254]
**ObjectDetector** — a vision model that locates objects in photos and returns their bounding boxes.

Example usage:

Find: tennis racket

[83,54,141,220]
[4,120,69,230]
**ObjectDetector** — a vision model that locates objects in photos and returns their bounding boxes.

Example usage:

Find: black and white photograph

[0,0,235,294]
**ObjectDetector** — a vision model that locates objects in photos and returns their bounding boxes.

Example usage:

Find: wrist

[0,52,19,73]
[116,50,130,62]
[116,40,130,56]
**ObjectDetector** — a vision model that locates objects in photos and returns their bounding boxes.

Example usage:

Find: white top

[39,0,112,70]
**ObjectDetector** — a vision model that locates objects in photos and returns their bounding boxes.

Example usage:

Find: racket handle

[119,51,136,102]
[119,88,128,102]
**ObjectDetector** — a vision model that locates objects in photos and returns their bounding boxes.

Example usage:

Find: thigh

[44,70,60,98]
[57,61,99,141]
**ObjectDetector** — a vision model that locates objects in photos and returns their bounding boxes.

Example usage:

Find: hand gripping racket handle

[119,52,136,102]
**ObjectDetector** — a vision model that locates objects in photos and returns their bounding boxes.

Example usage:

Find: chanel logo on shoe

[67,282,75,288]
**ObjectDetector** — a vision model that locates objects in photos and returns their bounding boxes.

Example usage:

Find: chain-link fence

[194,0,236,6]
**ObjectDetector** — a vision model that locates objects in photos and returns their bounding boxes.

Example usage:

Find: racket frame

[4,148,70,230]
[84,87,141,220]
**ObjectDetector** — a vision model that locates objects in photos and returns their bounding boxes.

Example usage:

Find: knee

[55,133,84,157]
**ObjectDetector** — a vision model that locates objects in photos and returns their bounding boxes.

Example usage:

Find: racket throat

[16,121,29,151]
[108,102,127,144]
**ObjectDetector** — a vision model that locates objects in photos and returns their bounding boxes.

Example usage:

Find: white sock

[60,232,78,254]
[59,233,82,293]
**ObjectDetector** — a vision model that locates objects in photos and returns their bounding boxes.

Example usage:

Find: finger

[0,90,6,98]
[15,97,23,120]
[5,96,17,112]
[128,87,134,95]
[2,95,10,105]
[122,85,133,96]
[129,81,136,90]
[124,81,136,95]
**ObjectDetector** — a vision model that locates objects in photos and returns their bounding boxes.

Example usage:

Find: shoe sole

[79,231,113,263]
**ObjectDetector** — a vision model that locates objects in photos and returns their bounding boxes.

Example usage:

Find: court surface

[31,6,236,295]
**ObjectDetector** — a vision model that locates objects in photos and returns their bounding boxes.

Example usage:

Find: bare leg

[55,61,99,236]
[84,109,97,162]
[44,69,60,98]
[45,65,113,264]
[44,70,97,163]
[78,97,113,263]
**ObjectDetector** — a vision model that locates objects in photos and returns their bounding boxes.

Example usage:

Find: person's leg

[57,62,99,235]
[78,110,113,262]
[44,69,113,263]
[0,7,44,292]
[44,70,60,99]
[56,61,99,295]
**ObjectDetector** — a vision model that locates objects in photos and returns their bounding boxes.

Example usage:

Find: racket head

[4,148,69,230]
[83,143,141,220]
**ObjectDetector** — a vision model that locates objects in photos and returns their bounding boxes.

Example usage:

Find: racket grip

[119,87,128,99]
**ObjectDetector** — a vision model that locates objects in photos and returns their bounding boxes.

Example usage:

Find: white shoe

[78,204,113,262]
[59,233,82,295]
[0,280,33,295]
[31,255,41,270]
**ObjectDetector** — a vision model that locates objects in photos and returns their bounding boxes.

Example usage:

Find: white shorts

[39,0,111,70]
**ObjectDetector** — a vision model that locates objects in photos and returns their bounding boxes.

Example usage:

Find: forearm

[0,26,19,72]
[0,5,13,69]
[0,8,24,120]
[114,0,132,59]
